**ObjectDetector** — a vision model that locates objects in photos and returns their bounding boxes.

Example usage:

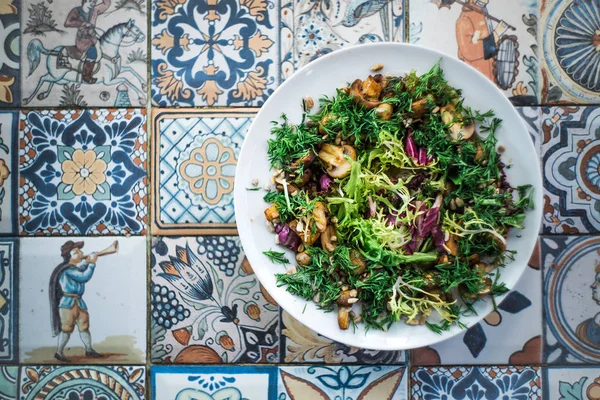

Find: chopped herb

[263,250,290,265]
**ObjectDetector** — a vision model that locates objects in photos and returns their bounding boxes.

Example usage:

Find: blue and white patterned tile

[544,367,600,400]
[0,366,17,399]
[151,236,279,364]
[0,111,17,235]
[280,0,403,79]
[411,366,542,399]
[280,310,406,364]
[152,109,252,235]
[409,0,540,106]
[0,239,17,364]
[412,250,542,365]
[0,0,19,107]
[21,0,148,107]
[19,236,146,364]
[542,106,600,234]
[152,365,278,400]
[151,0,278,106]
[20,365,146,399]
[539,0,600,104]
[19,109,147,236]
[542,236,600,364]
[279,366,407,400]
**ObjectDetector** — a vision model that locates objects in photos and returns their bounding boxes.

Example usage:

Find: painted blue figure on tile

[576,261,600,350]
[24,16,146,105]
[49,239,119,362]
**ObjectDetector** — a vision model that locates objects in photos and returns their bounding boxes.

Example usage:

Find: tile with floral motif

[412,248,542,365]
[544,367,600,400]
[0,366,17,399]
[0,0,19,107]
[152,365,278,400]
[539,0,600,103]
[542,236,600,364]
[151,109,253,235]
[151,0,278,106]
[411,366,542,399]
[19,109,147,236]
[280,0,403,80]
[280,310,406,364]
[0,111,17,235]
[21,0,148,107]
[0,239,18,363]
[409,0,539,106]
[278,366,407,400]
[20,365,146,399]
[19,236,146,364]
[542,106,600,234]
[151,236,279,364]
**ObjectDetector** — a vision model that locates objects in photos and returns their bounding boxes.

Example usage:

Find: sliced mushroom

[290,220,320,246]
[460,277,492,300]
[349,75,383,109]
[375,103,393,120]
[318,113,338,135]
[441,104,475,140]
[410,94,434,118]
[295,252,312,266]
[321,225,338,252]
[444,234,459,256]
[318,143,356,178]
[264,205,279,221]
[312,201,328,233]
[338,307,351,330]
[290,152,316,171]
[350,249,367,275]
[337,289,359,306]
[292,168,313,187]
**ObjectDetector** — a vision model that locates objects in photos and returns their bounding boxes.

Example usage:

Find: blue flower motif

[27,113,66,152]
[301,24,323,47]
[104,195,141,231]
[495,370,536,400]
[40,163,60,184]
[417,369,455,400]
[74,196,93,219]
[585,152,600,190]
[103,116,143,153]
[25,195,64,231]
[73,129,94,150]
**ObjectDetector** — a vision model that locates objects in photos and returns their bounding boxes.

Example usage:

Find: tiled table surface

[0,0,598,398]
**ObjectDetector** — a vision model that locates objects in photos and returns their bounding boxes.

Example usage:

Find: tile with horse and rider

[21,0,148,107]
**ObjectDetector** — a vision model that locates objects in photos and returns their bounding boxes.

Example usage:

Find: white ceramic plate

[234,43,542,350]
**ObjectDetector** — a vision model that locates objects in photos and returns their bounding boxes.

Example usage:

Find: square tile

[411,366,542,399]
[151,109,253,235]
[152,365,278,400]
[279,366,406,399]
[0,366,17,399]
[20,365,146,399]
[21,0,148,107]
[412,249,542,365]
[150,236,279,364]
[280,0,403,79]
[281,310,406,364]
[542,236,600,364]
[0,239,18,363]
[150,0,278,106]
[0,111,18,235]
[19,236,146,364]
[0,0,20,107]
[544,367,600,400]
[19,109,147,236]
[539,0,600,103]
[542,106,600,234]
[409,0,540,106]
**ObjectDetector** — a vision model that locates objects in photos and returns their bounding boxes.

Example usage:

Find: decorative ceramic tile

[150,236,279,364]
[151,109,253,235]
[152,365,278,400]
[0,366,17,399]
[544,367,600,400]
[19,109,147,236]
[280,310,406,364]
[0,239,18,364]
[150,0,278,106]
[542,106,600,234]
[542,236,600,364]
[280,0,403,79]
[19,236,146,364]
[411,366,542,399]
[517,106,541,160]
[409,0,539,106]
[539,0,600,104]
[0,111,17,235]
[0,0,20,107]
[20,365,146,399]
[20,0,148,107]
[279,366,407,400]
[412,250,542,365]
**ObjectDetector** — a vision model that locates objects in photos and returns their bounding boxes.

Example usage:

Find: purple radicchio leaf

[276,224,301,251]
[404,131,418,160]
[319,174,334,192]
[421,195,443,238]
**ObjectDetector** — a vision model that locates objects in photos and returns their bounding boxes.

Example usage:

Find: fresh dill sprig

[263,250,290,265]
